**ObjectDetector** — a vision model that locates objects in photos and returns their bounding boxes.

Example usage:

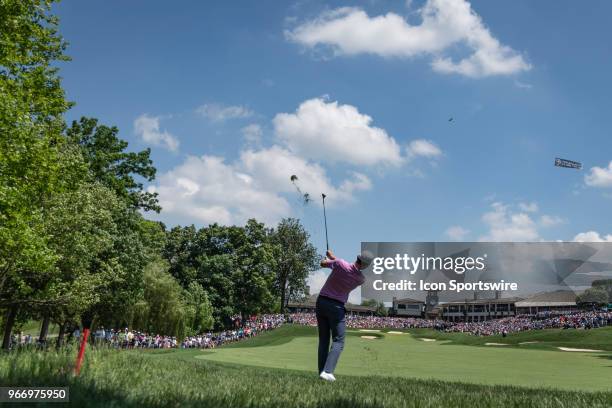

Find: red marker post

[74,328,90,376]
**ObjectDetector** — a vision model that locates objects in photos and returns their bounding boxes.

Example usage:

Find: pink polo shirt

[319,258,365,304]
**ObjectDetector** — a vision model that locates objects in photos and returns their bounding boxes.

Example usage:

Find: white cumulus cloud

[479,202,564,241]
[241,146,371,206]
[573,231,612,242]
[407,139,443,159]
[286,0,531,78]
[273,97,404,166]
[150,146,373,226]
[585,161,612,188]
[149,155,291,226]
[479,202,539,241]
[134,114,179,152]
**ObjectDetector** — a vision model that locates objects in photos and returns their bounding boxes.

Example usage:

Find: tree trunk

[55,322,66,349]
[39,314,50,346]
[2,305,18,350]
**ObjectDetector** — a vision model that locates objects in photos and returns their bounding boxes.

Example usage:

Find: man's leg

[323,305,345,374]
[316,303,330,374]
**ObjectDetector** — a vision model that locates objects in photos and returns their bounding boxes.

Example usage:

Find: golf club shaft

[322,194,329,251]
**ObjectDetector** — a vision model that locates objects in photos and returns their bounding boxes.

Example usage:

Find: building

[515,290,580,315]
[439,297,524,322]
[392,297,425,317]
[287,294,376,316]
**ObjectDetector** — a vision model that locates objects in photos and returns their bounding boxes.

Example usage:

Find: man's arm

[320,249,336,268]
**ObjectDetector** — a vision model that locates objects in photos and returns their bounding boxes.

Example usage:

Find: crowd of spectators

[289,313,444,330]
[442,311,612,336]
[87,314,287,350]
[181,314,285,349]
[10,310,611,349]
[288,310,612,336]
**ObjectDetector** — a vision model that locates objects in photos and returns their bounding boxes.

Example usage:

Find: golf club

[321,193,329,251]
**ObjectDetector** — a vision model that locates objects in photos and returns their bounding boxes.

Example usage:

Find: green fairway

[198,325,612,392]
[409,326,612,351]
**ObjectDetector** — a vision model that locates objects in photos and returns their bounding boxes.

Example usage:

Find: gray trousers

[316,296,346,374]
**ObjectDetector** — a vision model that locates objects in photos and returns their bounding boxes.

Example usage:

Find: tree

[132,260,187,338]
[183,282,214,335]
[164,225,199,287]
[592,279,612,302]
[271,218,319,313]
[66,117,160,212]
[0,0,73,349]
[376,302,389,317]
[232,220,277,317]
[577,287,608,306]
[361,299,378,307]
[41,183,123,346]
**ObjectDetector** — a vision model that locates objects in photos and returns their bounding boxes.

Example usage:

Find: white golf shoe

[319,372,336,382]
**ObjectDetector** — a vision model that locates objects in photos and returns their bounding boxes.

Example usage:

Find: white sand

[519,341,539,345]
[360,335,378,340]
[420,338,437,342]
[485,343,509,346]
[359,329,381,332]
[387,331,404,334]
[558,347,603,352]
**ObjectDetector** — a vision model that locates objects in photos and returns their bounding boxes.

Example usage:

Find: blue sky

[54,0,612,300]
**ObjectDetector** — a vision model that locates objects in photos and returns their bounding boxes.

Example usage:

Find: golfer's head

[356,250,374,270]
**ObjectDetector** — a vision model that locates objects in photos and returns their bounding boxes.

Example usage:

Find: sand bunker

[519,341,539,345]
[387,331,404,334]
[359,329,381,332]
[360,335,378,340]
[420,338,437,342]
[485,343,509,346]
[558,347,603,352]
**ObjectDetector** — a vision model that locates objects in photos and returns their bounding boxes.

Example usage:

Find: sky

[54,0,612,302]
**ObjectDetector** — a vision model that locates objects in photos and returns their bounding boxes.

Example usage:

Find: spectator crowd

[288,310,612,336]
[9,310,611,350]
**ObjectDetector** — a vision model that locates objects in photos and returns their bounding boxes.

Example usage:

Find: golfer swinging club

[317,248,373,382]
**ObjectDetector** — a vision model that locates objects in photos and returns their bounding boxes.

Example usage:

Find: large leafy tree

[271,218,319,312]
[164,221,280,328]
[41,183,121,346]
[66,117,160,212]
[183,282,214,335]
[577,287,608,306]
[0,0,74,349]
[131,260,187,338]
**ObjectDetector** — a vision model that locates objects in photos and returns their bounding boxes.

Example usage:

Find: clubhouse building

[391,297,425,317]
[437,290,580,322]
[288,290,581,321]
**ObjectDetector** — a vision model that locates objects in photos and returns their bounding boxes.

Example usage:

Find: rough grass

[1,347,611,408]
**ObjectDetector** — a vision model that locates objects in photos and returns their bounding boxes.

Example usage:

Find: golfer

[317,249,373,382]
